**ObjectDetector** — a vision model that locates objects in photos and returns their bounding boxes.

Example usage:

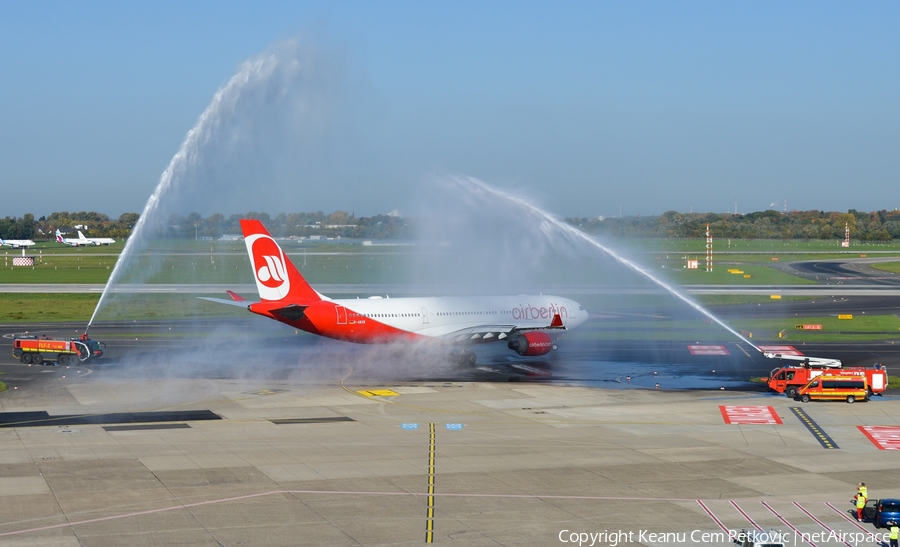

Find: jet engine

[507,331,554,356]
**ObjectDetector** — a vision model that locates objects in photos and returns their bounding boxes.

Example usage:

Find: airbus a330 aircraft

[0,237,36,249]
[55,229,115,246]
[202,219,589,364]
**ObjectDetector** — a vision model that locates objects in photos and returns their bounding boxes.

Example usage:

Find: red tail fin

[240,219,321,303]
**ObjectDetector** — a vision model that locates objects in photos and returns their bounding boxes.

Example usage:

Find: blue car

[865,498,900,528]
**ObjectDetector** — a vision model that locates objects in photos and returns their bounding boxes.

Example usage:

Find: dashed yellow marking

[425,422,436,543]
[790,407,840,449]
[356,389,399,397]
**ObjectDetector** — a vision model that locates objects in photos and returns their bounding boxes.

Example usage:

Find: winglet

[550,313,564,328]
[226,290,246,302]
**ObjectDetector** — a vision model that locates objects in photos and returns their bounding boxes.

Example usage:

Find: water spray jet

[87,40,331,331]
[453,176,762,353]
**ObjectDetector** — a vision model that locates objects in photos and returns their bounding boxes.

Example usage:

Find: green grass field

[870,262,900,274]
[0,293,246,323]
[661,264,816,285]
[569,314,900,343]
[628,238,900,254]
[11,237,889,286]
[2,238,898,344]
[732,315,900,342]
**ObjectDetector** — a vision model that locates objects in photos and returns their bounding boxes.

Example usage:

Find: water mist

[444,176,761,351]
[88,39,342,330]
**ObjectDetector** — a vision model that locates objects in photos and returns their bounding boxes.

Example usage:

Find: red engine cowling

[507,331,554,356]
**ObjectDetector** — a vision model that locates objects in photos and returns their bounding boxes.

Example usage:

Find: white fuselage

[329,294,588,337]
[0,239,35,248]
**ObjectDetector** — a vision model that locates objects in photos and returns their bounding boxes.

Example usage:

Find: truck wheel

[846,395,856,404]
[33,353,42,365]
[58,355,69,366]
[21,353,32,364]
[800,394,810,403]
[786,386,798,398]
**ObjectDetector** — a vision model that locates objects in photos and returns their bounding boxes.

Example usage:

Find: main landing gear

[450,350,477,365]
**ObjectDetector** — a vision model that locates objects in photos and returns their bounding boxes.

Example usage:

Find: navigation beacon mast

[705,223,713,272]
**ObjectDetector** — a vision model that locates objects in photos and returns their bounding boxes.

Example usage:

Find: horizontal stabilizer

[197,297,255,308]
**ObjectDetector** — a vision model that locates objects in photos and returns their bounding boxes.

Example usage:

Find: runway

[1,328,898,545]
[1,285,899,544]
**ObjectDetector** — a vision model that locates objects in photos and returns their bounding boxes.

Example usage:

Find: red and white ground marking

[688,344,730,356]
[696,500,731,534]
[858,426,900,450]
[720,406,783,425]
[824,501,871,534]
[757,345,804,356]
[730,501,762,531]
[792,502,853,547]
[761,501,818,547]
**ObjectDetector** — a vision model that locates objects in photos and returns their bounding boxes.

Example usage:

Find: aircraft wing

[442,324,518,343]
[442,314,566,345]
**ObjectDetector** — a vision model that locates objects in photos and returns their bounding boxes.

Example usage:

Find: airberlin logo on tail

[245,234,291,300]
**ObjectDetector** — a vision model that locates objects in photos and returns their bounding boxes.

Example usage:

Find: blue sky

[1,1,898,218]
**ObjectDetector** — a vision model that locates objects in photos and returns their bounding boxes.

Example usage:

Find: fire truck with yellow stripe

[12,333,105,365]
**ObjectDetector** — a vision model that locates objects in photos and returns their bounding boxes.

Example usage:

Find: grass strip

[870,262,900,274]
[0,293,246,323]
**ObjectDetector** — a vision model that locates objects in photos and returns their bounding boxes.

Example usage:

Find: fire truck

[11,334,105,365]
[763,352,888,398]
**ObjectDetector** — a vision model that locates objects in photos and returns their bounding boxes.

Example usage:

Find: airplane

[55,229,88,246]
[55,229,115,246]
[201,219,589,364]
[0,237,36,249]
[76,230,116,246]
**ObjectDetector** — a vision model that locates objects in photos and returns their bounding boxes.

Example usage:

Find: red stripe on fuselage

[250,300,424,344]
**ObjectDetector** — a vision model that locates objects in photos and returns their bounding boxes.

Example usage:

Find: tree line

[163,211,413,240]
[5,208,899,242]
[567,209,900,241]
[0,210,413,241]
[0,212,140,241]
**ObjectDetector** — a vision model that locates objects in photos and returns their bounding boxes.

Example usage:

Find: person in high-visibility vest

[855,492,867,521]
[888,521,899,547]
[858,482,868,499]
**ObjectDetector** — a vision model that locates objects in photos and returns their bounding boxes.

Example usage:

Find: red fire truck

[763,352,888,398]
[11,334,105,365]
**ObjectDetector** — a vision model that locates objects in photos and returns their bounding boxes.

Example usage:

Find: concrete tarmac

[2,345,899,545]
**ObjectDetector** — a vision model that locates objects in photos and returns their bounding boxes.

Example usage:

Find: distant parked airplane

[55,229,115,246]
[0,237,36,249]
[76,230,116,246]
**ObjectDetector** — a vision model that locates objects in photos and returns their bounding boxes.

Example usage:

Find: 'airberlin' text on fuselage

[512,303,568,321]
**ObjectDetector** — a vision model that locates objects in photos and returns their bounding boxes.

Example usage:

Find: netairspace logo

[557,528,889,546]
